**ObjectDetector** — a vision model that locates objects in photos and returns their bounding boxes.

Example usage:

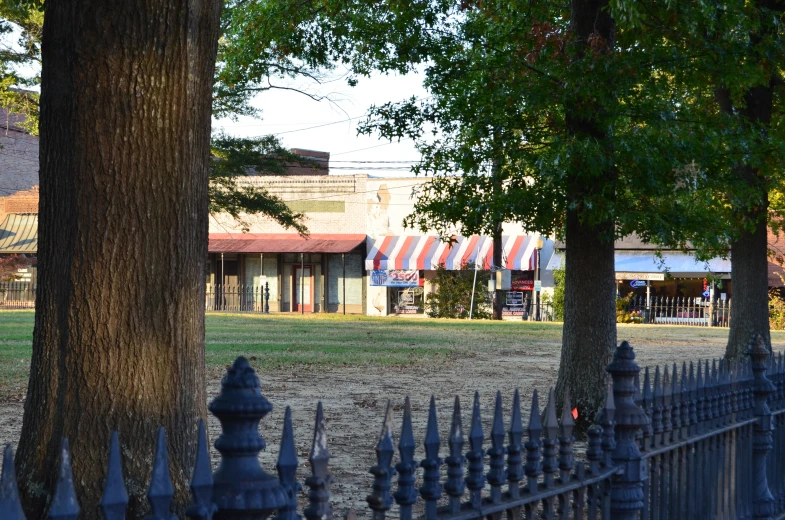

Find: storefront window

[389,287,424,314]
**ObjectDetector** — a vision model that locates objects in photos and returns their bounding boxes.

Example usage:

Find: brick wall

[0,127,39,198]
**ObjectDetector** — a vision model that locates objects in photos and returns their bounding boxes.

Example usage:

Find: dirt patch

[1,331,781,517]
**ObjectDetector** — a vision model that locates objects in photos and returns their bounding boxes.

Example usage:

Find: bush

[425,264,492,319]
[552,264,565,320]
[771,274,785,331]
[616,295,643,324]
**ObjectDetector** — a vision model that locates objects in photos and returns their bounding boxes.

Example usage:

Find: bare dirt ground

[1,325,782,516]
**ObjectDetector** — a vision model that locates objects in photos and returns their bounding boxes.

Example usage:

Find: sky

[211,69,429,177]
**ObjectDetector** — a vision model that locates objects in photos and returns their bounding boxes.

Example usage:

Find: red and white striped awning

[365,235,540,271]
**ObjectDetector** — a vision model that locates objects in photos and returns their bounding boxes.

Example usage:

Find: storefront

[207,233,366,313]
[546,249,732,304]
[365,234,540,316]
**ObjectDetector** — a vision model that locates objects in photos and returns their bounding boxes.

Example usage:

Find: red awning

[208,233,366,254]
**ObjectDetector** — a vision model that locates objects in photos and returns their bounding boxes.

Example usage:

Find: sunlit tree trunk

[16,1,222,518]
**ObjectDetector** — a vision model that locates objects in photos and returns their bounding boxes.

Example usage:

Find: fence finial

[49,438,80,520]
[541,388,559,489]
[276,408,301,520]
[670,363,682,439]
[641,367,653,443]
[444,396,465,514]
[680,361,690,432]
[558,389,574,483]
[420,396,441,519]
[1,445,25,520]
[209,357,286,519]
[185,420,215,520]
[465,392,485,509]
[606,341,649,520]
[367,401,395,520]
[305,402,332,520]
[100,432,128,520]
[394,397,417,520]
[525,390,543,493]
[506,389,524,499]
[599,383,616,465]
[487,392,505,504]
[145,428,175,520]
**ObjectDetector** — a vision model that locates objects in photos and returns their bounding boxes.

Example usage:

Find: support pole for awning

[342,253,346,315]
[301,253,305,315]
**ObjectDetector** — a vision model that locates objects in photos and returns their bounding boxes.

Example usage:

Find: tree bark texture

[726,215,771,360]
[555,0,617,432]
[17,1,222,519]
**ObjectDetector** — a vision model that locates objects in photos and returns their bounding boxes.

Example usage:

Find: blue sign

[630,280,647,288]
[702,289,711,298]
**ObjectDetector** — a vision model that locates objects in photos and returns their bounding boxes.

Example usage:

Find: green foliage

[0,2,311,232]
[770,274,785,331]
[615,295,643,324]
[551,264,565,321]
[425,264,491,319]
[209,134,310,234]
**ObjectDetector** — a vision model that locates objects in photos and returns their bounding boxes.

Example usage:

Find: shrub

[425,263,491,319]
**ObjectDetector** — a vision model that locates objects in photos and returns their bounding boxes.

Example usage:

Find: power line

[331,141,399,156]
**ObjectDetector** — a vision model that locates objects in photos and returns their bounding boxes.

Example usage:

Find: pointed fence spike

[276,408,301,520]
[48,438,80,520]
[506,389,524,498]
[558,389,574,482]
[444,396,465,514]
[100,432,129,520]
[305,402,332,520]
[145,427,175,520]
[399,397,415,459]
[541,387,560,488]
[599,383,616,466]
[419,396,442,519]
[544,387,559,435]
[528,389,543,435]
[525,390,543,492]
[1,445,25,520]
[394,397,417,517]
[465,392,485,508]
[367,401,395,518]
[486,392,506,503]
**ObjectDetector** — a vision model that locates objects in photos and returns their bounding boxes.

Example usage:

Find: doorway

[292,265,313,312]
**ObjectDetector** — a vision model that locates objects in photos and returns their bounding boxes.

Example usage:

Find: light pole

[535,237,544,321]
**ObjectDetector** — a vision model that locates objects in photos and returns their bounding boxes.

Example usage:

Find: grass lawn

[2,309,784,401]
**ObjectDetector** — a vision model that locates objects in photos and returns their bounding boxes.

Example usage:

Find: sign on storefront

[616,272,666,281]
[506,291,524,306]
[511,279,533,291]
[371,270,419,287]
[630,280,647,288]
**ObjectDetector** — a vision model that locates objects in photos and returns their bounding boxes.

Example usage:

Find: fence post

[750,334,776,520]
[607,341,650,520]
[208,357,286,519]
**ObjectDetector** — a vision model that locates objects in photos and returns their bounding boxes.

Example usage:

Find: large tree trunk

[726,214,771,360]
[555,0,617,432]
[17,1,222,518]
[556,212,616,431]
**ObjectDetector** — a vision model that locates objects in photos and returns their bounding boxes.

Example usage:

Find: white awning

[545,251,731,275]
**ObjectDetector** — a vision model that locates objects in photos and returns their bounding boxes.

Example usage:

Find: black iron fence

[205,283,271,312]
[2,336,784,519]
[624,295,731,327]
[0,282,35,309]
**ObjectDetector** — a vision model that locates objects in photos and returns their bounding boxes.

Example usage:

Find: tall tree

[16,2,221,519]
[339,0,716,427]
[611,0,785,360]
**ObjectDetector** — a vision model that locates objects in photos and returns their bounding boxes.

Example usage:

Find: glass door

[293,266,312,312]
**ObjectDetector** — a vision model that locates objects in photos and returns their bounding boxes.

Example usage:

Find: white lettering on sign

[616,272,666,281]
[17,268,28,273]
